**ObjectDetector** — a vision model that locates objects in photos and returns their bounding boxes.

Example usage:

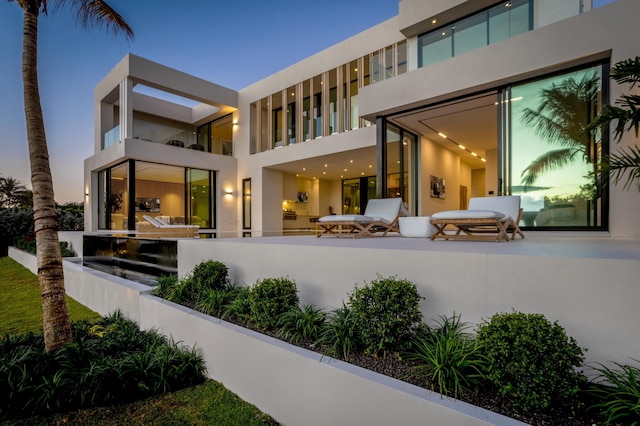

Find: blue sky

[0,0,617,203]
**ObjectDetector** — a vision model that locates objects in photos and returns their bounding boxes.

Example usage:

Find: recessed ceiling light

[302,168,306,171]
[324,164,328,167]
[350,160,354,163]
[432,19,437,24]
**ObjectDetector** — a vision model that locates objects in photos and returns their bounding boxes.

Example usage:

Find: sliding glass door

[503,64,605,229]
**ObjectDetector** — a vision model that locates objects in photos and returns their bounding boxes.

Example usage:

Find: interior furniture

[166,140,184,147]
[316,198,403,238]
[429,196,525,242]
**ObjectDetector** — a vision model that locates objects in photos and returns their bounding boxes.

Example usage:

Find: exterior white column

[119,78,133,142]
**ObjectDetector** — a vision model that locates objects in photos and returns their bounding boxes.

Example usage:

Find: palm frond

[520,148,581,186]
[53,0,133,41]
[602,145,640,190]
[520,75,599,148]
[611,56,640,88]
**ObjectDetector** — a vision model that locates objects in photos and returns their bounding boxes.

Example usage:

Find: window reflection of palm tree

[519,74,600,187]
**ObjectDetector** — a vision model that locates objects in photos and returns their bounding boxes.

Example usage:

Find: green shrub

[588,360,640,425]
[158,260,231,307]
[277,304,326,344]
[0,311,206,418]
[317,303,360,360]
[409,313,486,398]
[476,311,585,412]
[348,275,423,356]
[191,260,230,292]
[248,277,299,329]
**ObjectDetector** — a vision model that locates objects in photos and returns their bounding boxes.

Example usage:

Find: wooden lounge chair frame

[316,198,403,238]
[429,196,525,242]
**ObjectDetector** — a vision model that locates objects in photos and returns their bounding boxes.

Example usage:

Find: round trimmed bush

[191,260,230,292]
[476,311,585,412]
[348,275,423,356]
[248,277,299,329]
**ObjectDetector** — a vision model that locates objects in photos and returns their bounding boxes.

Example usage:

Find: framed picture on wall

[430,175,445,199]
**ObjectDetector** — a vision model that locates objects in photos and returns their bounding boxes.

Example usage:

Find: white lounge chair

[141,215,199,238]
[316,198,403,238]
[429,196,525,242]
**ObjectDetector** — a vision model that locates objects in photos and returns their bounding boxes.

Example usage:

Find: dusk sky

[0,0,616,203]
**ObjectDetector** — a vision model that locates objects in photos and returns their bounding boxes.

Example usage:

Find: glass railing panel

[103,125,120,149]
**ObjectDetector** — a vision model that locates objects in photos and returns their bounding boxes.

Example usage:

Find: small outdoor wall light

[232,121,239,127]
[225,190,233,196]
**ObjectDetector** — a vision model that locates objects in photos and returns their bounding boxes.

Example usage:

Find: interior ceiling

[271,92,497,181]
[391,92,498,165]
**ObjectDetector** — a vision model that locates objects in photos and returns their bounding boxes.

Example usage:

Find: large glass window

[100,161,216,231]
[507,64,604,229]
[242,178,251,230]
[454,13,486,56]
[328,69,338,134]
[489,0,530,44]
[349,60,359,130]
[108,163,128,231]
[286,85,296,145]
[303,80,311,141]
[419,27,452,67]
[313,75,323,138]
[419,0,532,68]
[272,91,283,148]
[198,114,234,156]
[187,168,213,228]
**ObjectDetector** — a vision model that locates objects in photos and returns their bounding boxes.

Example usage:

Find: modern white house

[84,0,640,240]
[45,2,640,422]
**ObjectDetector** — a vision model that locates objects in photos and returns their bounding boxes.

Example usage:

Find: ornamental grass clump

[317,303,360,360]
[409,313,486,399]
[348,275,423,357]
[588,359,640,425]
[476,311,585,413]
[277,304,326,344]
[248,277,299,329]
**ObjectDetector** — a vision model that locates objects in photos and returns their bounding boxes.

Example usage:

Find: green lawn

[0,257,102,335]
[0,256,279,426]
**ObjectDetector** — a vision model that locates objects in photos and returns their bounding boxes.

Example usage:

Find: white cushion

[468,196,520,221]
[318,214,375,223]
[431,210,505,220]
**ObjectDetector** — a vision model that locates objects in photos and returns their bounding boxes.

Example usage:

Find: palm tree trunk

[22,6,73,351]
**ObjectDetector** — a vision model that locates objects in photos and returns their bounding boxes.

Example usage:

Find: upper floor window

[418,0,532,68]
[196,114,234,156]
